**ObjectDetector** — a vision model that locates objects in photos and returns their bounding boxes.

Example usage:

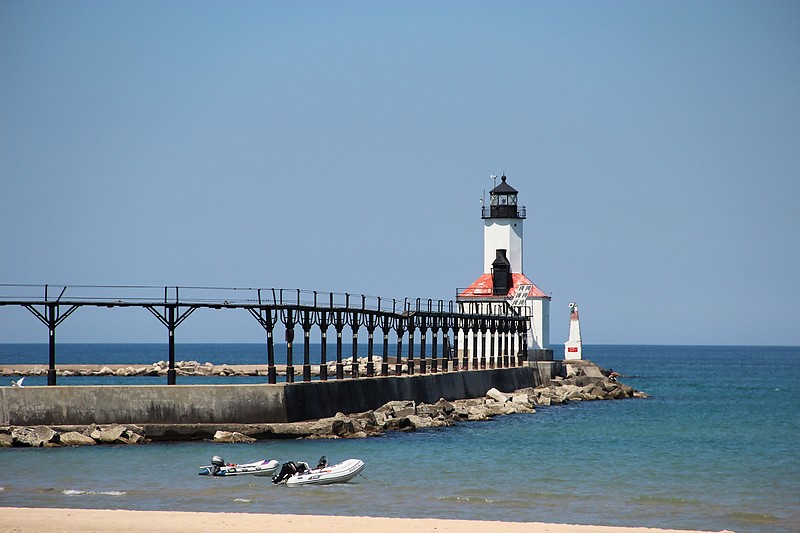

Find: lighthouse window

[498,195,508,205]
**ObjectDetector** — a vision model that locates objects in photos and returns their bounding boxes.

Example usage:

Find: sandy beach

[0,508,733,533]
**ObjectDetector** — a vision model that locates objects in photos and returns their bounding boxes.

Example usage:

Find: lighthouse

[457,175,552,361]
[564,302,582,360]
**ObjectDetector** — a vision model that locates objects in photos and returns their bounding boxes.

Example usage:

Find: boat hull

[199,459,280,477]
[286,459,365,486]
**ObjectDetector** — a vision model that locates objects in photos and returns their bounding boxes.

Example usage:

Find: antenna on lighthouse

[491,174,497,188]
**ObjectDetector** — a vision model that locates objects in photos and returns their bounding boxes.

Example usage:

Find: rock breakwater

[1,361,646,447]
[0,423,148,447]
[2,357,395,378]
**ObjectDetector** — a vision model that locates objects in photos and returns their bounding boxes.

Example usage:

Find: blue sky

[1,1,798,346]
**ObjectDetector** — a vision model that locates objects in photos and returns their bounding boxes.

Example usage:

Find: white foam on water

[63,489,126,497]
[233,498,252,503]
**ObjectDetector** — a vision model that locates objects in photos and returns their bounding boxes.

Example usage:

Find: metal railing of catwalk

[0,284,532,385]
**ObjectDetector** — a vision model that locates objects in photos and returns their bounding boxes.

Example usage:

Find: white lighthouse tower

[564,302,583,360]
[457,175,552,360]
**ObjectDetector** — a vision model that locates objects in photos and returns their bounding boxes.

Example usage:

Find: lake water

[1,344,798,533]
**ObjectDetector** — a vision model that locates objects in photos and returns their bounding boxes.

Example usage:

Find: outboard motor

[317,456,329,469]
[272,461,297,484]
[210,455,225,476]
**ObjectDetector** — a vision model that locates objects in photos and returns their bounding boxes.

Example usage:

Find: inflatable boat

[198,456,280,477]
[284,458,365,486]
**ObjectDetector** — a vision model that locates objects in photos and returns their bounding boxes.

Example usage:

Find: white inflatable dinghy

[285,458,365,486]
[199,456,280,477]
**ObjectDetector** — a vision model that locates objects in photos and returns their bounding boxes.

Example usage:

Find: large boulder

[580,383,605,401]
[91,424,127,443]
[213,431,256,443]
[390,401,416,419]
[558,384,582,402]
[399,415,433,430]
[193,365,213,376]
[466,405,491,421]
[117,425,147,444]
[376,400,416,419]
[432,398,455,416]
[511,393,532,406]
[416,398,455,421]
[350,410,380,433]
[330,413,356,437]
[485,387,509,403]
[583,365,605,378]
[12,426,59,447]
[126,432,147,444]
[59,431,97,446]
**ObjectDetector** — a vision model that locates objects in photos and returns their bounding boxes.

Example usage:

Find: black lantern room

[482,175,526,219]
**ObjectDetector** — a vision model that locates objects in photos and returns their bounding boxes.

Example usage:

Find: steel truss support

[315,309,330,381]
[146,303,197,385]
[300,309,313,382]
[247,306,278,384]
[380,315,392,376]
[24,298,79,386]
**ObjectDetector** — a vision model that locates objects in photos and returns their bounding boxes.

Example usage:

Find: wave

[62,489,126,497]
[726,512,779,525]
[233,498,252,503]
[438,495,497,504]
[437,491,577,506]
[631,495,702,507]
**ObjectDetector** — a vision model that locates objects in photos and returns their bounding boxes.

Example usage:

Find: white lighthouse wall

[483,219,523,274]
[526,297,550,350]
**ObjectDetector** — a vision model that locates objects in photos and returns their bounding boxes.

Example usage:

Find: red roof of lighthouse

[458,273,549,299]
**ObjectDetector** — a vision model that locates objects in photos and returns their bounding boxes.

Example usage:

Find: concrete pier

[0,365,556,427]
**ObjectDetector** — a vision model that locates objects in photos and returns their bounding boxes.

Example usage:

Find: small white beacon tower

[564,302,582,360]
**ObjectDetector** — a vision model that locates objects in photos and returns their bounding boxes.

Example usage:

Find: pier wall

[0,366,553,427]
[284,366,539,421]
[0,384,287,426]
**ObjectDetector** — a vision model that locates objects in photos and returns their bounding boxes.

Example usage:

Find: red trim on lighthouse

[458,273,548,299]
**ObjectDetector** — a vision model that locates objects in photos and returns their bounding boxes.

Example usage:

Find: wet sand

[0,507,734,533]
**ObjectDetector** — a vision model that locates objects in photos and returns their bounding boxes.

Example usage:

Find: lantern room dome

[482,175,526,219]
[491,175,518,194]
